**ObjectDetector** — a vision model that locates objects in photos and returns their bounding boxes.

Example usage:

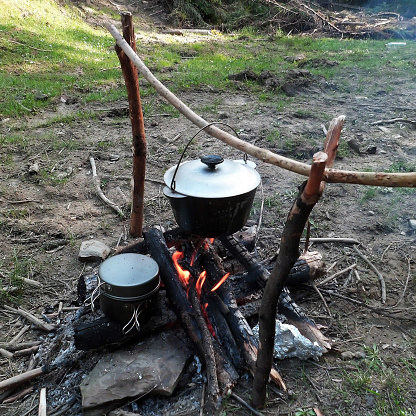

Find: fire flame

[196,271,206,298]
[172,251,190,287]
[211,272,230,292]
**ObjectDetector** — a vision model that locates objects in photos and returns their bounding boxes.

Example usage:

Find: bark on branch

[116,12,146,237]
[252,152,328,408]
[105,23,416,188]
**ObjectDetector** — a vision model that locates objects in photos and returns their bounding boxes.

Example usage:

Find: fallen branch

[306,237,360,244]
[2,386,33,404]
[0,348,13,359]
[38,387,47,416]
[0,341,41,351]
[105,23,416,188]
[318,263,357,286]
[319,289,416,322]
[89,156,124,218]
[371,118,416,127]
[3,305,55,332]
[353,245,386,304]
[230,392,264,416]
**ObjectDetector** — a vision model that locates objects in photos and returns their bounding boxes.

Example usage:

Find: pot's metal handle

[122,306,142,335]
[170,122,247,191]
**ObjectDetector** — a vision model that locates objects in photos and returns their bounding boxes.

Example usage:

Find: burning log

[200,246,286,391]
[144,228,238,412]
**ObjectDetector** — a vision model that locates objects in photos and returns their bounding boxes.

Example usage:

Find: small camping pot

[163,154,261,237]
[98,253,160,332]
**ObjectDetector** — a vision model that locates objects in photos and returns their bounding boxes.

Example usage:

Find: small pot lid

[98,253,160,299]
[164,155,261,198]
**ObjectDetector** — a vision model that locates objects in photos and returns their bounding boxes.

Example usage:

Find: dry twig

[89,156,124,218]
[3,305,55,332]
[318,263,357,286]
[353,245,386,304]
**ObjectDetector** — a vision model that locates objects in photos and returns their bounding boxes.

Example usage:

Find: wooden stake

[115,13,146,237]
[252,152,328,409]
[38,387,46,416]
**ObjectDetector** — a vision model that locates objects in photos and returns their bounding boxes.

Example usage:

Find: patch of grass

[266,128,281,143]
[0,251,30,304]
[2,208,31,220]
[0,0,120,117]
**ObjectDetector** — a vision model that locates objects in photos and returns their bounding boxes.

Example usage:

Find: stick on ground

[353,245,386,304]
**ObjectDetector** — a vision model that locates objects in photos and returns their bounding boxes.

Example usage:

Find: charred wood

[219,235,325,287]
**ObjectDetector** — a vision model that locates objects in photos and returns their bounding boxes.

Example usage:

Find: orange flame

[196,270,207,297]
[211,273,230,292]
[172,251,190,288]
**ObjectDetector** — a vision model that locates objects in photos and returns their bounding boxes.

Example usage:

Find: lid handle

[200,155,224,170]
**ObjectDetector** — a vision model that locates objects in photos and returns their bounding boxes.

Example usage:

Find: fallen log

[106,23,416,188]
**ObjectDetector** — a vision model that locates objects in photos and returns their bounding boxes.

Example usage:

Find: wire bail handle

[170,122,249,191]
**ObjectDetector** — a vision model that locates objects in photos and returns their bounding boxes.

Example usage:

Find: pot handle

[170,122,248,191]
[122,306,142,335]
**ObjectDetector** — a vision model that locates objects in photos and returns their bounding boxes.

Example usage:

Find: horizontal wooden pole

[105,23,416,188]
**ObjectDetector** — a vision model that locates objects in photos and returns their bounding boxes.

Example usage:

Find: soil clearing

[1,2,415,415]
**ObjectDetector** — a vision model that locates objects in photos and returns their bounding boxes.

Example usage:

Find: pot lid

[98,253,160,299]
[164,155,261,198]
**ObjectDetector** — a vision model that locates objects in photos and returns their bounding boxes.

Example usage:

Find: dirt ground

[1,1,416,415]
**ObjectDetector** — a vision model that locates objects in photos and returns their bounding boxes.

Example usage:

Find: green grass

[1,0,415,122]
[0,251,30,304]
[0,0,120,117]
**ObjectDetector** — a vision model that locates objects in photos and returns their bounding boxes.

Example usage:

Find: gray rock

[341,350,366,360]
[341,351,355,360]
[28,162,39,175]
[34,93,49,101]
[409,219,416,230]
[78,240,111,262]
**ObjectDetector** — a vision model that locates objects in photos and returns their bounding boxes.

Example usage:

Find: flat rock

[409,219,416,230]
[78,240,111,262]
[80,330,191,412]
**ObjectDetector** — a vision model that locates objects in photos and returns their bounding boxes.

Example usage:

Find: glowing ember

[172,251,190,287]
[202,302,216,338]
[196,270,207,297]
[211,273,230,292]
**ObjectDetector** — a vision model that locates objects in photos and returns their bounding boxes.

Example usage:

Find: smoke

[363,0,416,18]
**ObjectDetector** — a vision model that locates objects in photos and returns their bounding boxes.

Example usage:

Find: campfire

[65,227,326,414]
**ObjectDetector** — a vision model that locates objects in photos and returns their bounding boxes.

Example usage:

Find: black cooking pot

[163,154,261,237]
[98,253,160,331]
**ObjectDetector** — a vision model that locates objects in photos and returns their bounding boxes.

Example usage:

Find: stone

[78,240,111,262]
[34,93,49,101]
[28,162,39,175]
[80,330,191,413]
[409,219,416,230]
[341,351,355,360]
